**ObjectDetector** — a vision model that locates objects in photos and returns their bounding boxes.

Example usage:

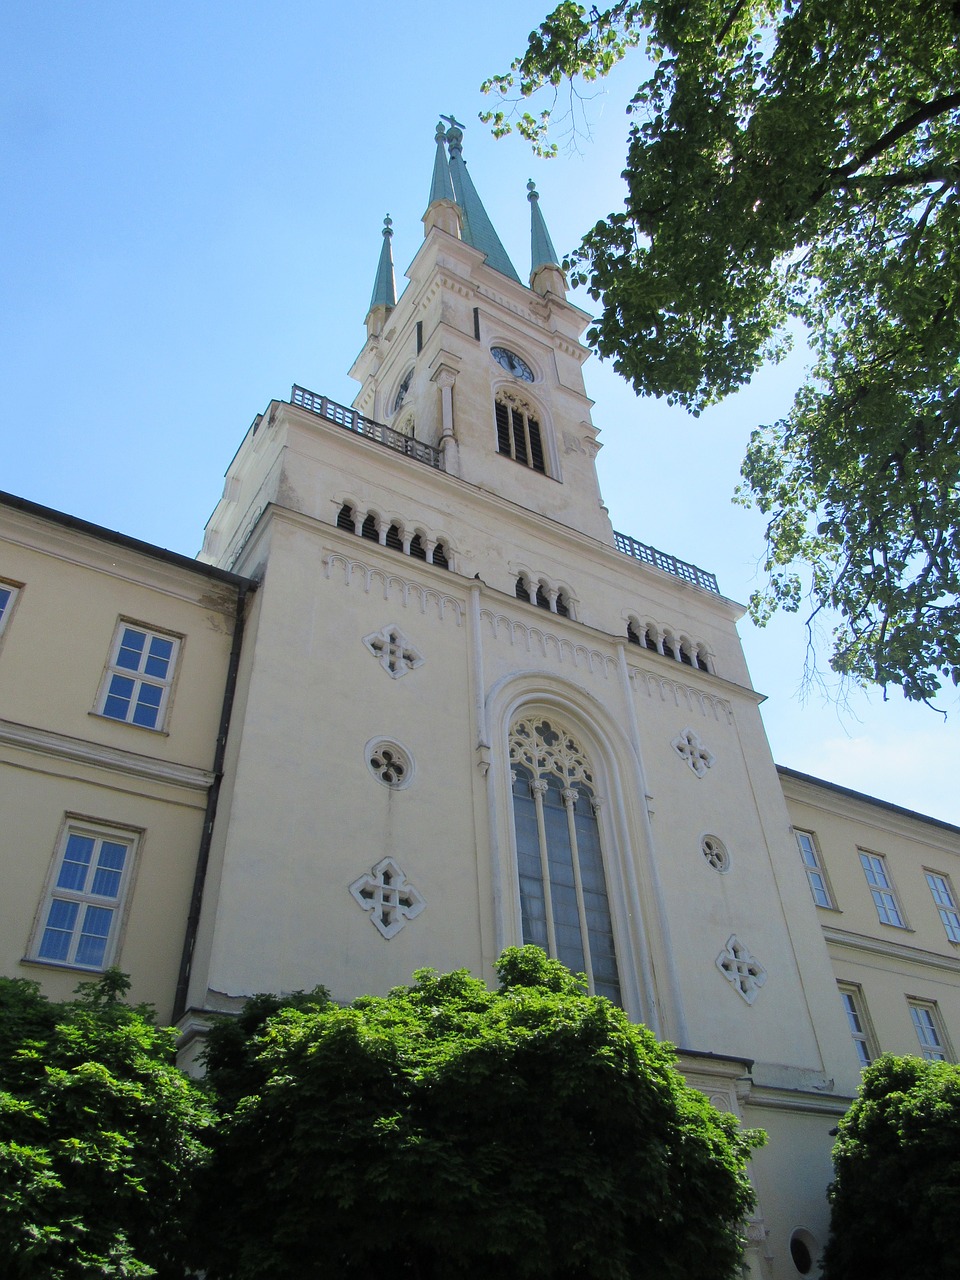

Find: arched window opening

[361,513,379,542]
[409,534,427,561]
[432,542,449,570]
[695,647,710,672]
[385,524,403,552]
[495,394,546,475]
[555,593,570,618]
[535,583,550,611]
[337,504,355,533]
[516,576,531,602]
[627,622,641,646]
[679,640,694,667]
[661,635,676,660]
[643,626,658,652]
[509,717,621,1004]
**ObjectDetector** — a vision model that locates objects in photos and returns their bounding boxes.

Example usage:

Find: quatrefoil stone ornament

[716,935,767,1004]
[349,857,425,939]
[362,624,424,679]
[671,727,716,777]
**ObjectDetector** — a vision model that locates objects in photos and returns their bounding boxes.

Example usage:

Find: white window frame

[907,999,951,1062]
[0,579,22,640]
[95,620,181,731]
[859,849,907,928]
[924,870,960,944]
[837,982,877,1067]
[795,829,834,908]
[29,819,139,971]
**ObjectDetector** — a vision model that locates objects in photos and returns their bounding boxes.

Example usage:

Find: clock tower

[190,120,859,1280]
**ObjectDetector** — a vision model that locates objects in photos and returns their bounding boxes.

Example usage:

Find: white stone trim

[349,857,425,939]
[0,718,214,790]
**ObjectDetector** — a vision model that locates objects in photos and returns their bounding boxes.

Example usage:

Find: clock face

[491,346,534,381]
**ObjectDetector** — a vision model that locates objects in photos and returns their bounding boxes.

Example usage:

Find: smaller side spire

[423,121,462,239]
[527,180,568,298]
[365,215,397,337]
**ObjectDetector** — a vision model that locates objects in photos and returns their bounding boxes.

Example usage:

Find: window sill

[88,711,169,737]
[20,955,109,976]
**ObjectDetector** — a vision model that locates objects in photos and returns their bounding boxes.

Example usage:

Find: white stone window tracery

[716,935,767,1004]
[701,835,730,873]
[671,727,716,777]
[508,716,621,1003]
[362,625,424,679]
[366,739,413,789]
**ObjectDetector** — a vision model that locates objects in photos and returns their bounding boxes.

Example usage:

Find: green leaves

[823,1055,960,1279]
[0,973,212,1279]
[484,0,960,699]
[198,947,760,1280]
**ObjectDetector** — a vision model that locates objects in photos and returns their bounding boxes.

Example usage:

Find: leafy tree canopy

[197,947,761,1280]
[823,1053,960,1279]
[0,971,213,1280]
[483,1,960,702]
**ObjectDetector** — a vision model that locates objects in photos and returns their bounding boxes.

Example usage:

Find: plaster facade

[2,123,959,1280]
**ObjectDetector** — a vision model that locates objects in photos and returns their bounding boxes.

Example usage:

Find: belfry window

[495,393,545,474]
[509,716,621,1004]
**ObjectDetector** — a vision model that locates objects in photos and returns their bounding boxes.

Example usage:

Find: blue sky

[3,1,958,822]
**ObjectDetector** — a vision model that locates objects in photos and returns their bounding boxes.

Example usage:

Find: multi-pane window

[509,715,621,1004]
[33,824,136,970]
[859,850,906,927]
[925,871,960,943]
[908,1000,949,1061]
[0,581,20,637]
[98,623,180,730]
[838,983,875,1067]
[796,831,833,908]
[495,394,546,473]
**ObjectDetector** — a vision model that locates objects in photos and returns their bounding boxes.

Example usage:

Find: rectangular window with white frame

[0,579,22,638]
[859,849,907,927]
[925,871,960,943]
[30,820,139,971]
[907,999,950,1061]
[795,829,833,908]
[837,982,877,1067]
[96,621,181,731]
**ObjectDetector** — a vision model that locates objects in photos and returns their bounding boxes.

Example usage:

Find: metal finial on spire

[382,214,393,237]
[441,113,465,156]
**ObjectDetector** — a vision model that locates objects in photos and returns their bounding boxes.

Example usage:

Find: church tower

[189,121,859,1278]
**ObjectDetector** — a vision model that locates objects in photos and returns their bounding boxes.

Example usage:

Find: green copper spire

[442,116,521,285]
[428,121,457,206]
[528,179,560,273]
[368,214,397,312]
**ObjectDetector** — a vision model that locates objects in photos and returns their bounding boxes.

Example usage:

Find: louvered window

[337,504,355,532]
[495,395,546,474]
[385,524,403,551]
[409,534,427,561]
[361,513,379,542]
[432,542,449,570]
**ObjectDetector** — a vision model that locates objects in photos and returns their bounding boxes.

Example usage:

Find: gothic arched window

[495,391,546,474]
[509,716,621,1004]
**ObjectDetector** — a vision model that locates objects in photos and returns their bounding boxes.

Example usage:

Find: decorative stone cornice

[631,669,734,724]
[480,608,618,678]
[323,552,464,624]
[823,925,960,974]
[0,718,215,790]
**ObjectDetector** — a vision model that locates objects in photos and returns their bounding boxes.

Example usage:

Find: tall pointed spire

[443,116,521,285]
[369,215,397,311]
[365,215,396,337]
[527,180,568,298]
[423,122,462,239]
